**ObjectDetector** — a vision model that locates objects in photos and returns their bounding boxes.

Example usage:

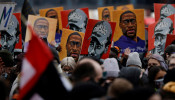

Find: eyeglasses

[36,25,48,30]
[122,19,136,25]
[69,41,81,47]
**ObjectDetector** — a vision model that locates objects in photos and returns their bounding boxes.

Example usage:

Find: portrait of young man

[88,21,112,59]
[151,17,174,55]
[114,10,145,53]
[0,15,20,55]
[67,9,88,33]
[66,32,82,62]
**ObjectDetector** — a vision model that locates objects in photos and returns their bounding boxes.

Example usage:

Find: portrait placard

[0,12,22,54]
[148,14,175,55]
[13,13,22,52]
[61,8,89,33]
[165,34,175,49]
[97,6,114,21]
[0,2,16,31]
[112,9,145,53]
[80,19,116,59]
[25,15,57,43]
[116,4,134,10]
[154,3,175,21]
[39,7,64,30]
[59,28,84,61]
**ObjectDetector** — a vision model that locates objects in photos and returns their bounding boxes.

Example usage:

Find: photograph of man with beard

[114,10,145,53]
[66,32,82,62]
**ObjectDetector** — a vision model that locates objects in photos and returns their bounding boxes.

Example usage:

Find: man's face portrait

[160,4,175,20]
[119,12,137,39]
[0,15,19,54]
[67,9,88,33]
[45,9,59,29]
[154,18,173,55]
[33,18,49,39]
[66,32,82,62]
[102,8,111,21]
[88,21,112,59]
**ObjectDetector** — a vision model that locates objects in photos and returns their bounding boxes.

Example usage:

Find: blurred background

[0,0,155,19]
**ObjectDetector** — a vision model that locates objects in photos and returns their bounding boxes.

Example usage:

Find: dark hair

[148,66,166,87]
[0,80,7,100]
[102,8,110,17]
[45,9,57,17]
[163,44,175,60]
[66,32,82,45]
[120,10,136,22]
[34,18,49,27]
[164,68,175,84]
[0,50,14,67]
[72,60,97,83]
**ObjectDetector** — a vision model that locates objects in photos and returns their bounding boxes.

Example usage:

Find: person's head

[0,15,20,54]
[88,21,112,59]
[163,44,175,61]
[148,66,166,89]
[33,18,49,39]
[107,78,133,99]
[60,57,76,75]
[66,32,82,62]
[148,54,168,70]
[67,9,88,33]
[126,52,142,68]
[119,10,137,39]
[154,18,174,55]
[119,67,142,87]
[109,46,121,58]
[168,55,175,70]
[160,4,175,20]
[45,9,59,31]
[72,57,103,84]
[103,58,120,80]
[161,82,175,99]
[102,8,111,21]
[163,68,175,84]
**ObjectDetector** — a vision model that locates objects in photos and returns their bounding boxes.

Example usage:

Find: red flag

[19,25,71,100]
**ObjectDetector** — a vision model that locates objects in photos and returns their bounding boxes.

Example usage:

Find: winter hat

[61,57,76,69]
[119,67,141,87]
[126,52,142,68]
[148,54,168,70]
[103,58,120,78]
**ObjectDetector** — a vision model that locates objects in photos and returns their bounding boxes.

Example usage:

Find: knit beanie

[61,57,76,69]
[126,52,142,68]
[103,58,120,78]
[148,54,168,70]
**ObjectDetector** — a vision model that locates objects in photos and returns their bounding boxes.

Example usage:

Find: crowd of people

[0,43,175,100]
[0,1,175,100]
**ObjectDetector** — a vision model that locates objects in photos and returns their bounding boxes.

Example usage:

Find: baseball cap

[89,21,112,45]
[67,9,87,30]
[160,4,175,20]
[6,15,19,36]
[154,17,173,38]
